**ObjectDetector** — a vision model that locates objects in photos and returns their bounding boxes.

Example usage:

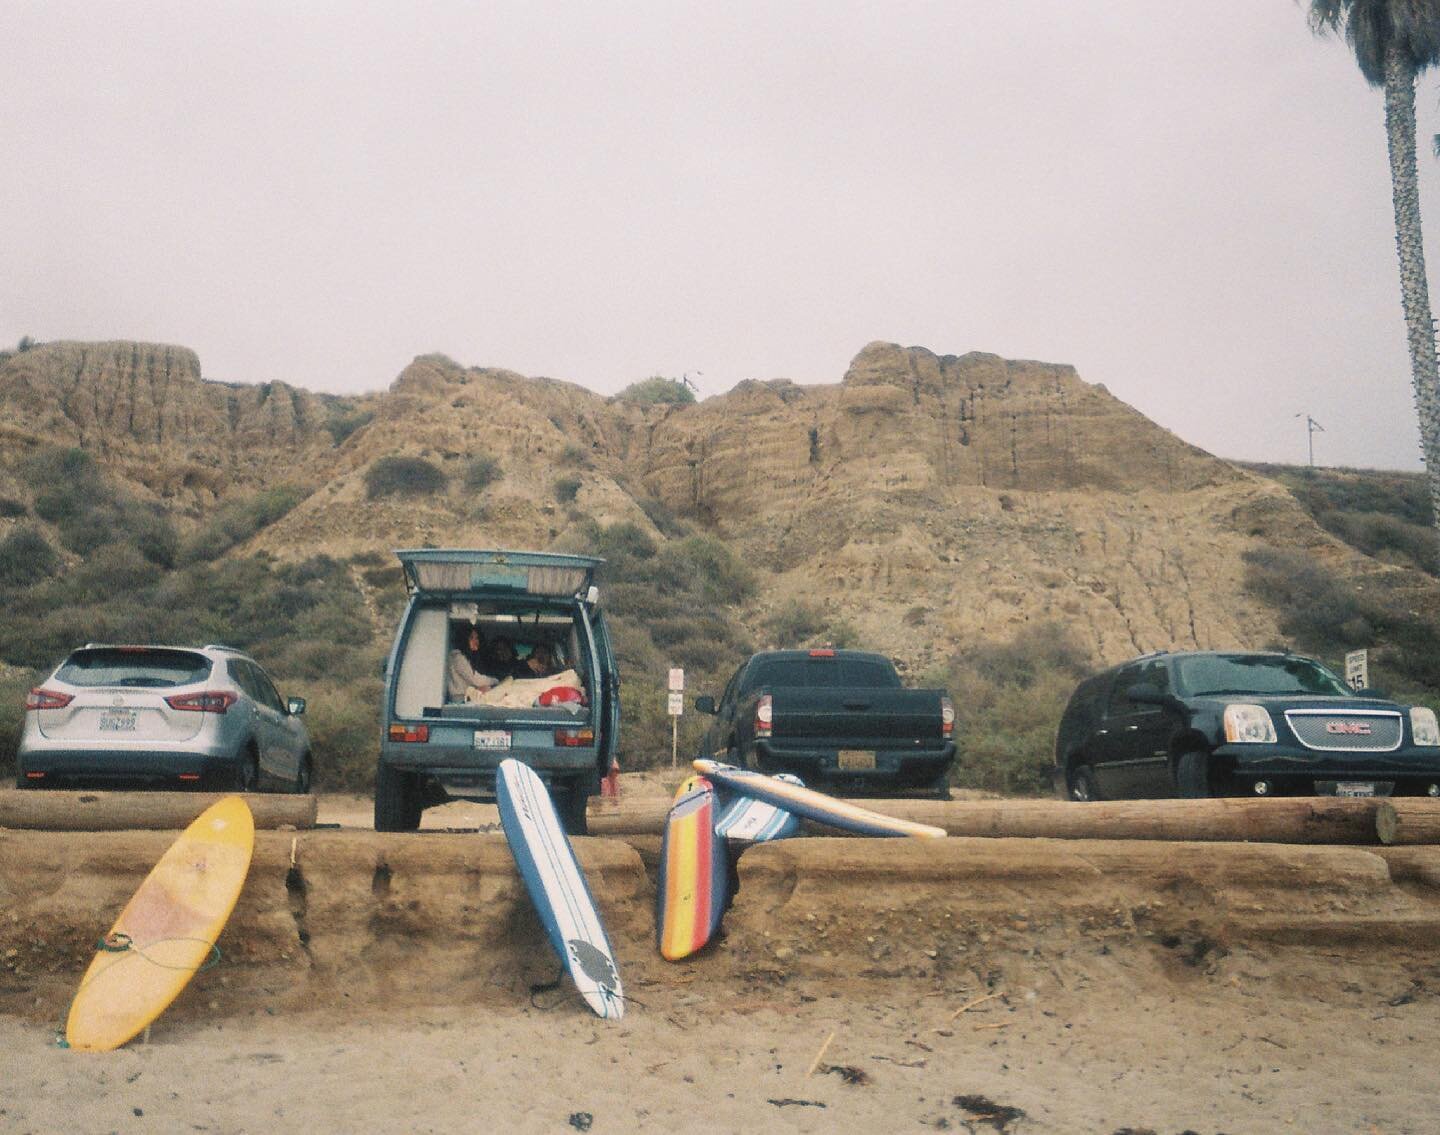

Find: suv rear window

[56,649,213,689]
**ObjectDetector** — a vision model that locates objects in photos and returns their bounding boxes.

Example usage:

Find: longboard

[693,760,947,839]
[66,796,255,1051]
[496,759,624,1018]
[713,772,804,843]
[657,775,729,961]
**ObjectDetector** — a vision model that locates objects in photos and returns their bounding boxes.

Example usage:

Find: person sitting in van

[447,625,499,702]
[515,643,560,680]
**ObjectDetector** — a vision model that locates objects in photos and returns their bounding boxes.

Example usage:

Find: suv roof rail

[201,643,245,654]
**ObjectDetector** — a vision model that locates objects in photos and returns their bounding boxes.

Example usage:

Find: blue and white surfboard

[496,760,624,1019]
[713,773,804,843]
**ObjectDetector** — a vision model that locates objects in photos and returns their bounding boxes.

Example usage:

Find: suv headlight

[1223,704,1276,744]
[1412,707,1440,747]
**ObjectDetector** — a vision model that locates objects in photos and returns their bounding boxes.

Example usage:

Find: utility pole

[1295,413,1325,468]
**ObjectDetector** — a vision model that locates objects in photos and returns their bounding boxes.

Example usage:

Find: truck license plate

[473,730,511,751]
[1335,781,1375,797]
[838,750,876,771]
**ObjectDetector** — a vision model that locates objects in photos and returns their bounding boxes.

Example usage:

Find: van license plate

[838,750,876,770]
[473,730,511,751]
[99,710,138,732]
[1335,781,1375,797]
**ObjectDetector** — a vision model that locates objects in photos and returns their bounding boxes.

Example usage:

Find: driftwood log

[590,795,1385,844]
[1376,799,1440,846]
[0,790,318,831]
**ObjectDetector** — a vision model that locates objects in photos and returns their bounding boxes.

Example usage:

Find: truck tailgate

[768,688,944,745]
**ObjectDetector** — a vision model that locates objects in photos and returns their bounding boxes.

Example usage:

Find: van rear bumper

[378,744,600,801]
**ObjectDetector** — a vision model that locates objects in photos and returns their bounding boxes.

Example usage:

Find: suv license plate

[99,710,138,732]
[473,730,511,751]
[838,750,876,771]
[1335,782,1376,797]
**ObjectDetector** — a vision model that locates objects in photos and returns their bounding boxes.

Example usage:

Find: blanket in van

[466,668,585,709]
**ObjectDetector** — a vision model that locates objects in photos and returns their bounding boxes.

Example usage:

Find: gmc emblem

[1326,721,1372,736]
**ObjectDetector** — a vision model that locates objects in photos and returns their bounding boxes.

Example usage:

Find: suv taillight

[25,688,74,711]
[165,691,237,714]
[940,695,954,738]
[755,694,773,739]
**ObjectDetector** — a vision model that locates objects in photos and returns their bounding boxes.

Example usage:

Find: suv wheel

[375,764,423,831]
[234,749,260,793]
[1176,751,1212,798]
[292,752,313,795]
[1068,764,1101,802]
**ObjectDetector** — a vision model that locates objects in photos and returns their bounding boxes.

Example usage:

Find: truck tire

[375,763,423,831]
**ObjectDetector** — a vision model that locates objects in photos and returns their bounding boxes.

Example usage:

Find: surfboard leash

[53,936,225,1048]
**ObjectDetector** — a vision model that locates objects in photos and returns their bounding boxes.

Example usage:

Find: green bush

[325,406,374,446]
[365,457,447,500]
[553,476,582,503]
[769,599,849,648]
[558,445,593,469]
[614,376,697,406]
[180,488,302,564]
[0,527,60,589]
[0,497,27,518]
[464,456,503,491]
[0,666,43,774]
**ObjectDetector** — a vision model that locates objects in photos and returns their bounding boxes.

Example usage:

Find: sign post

[1345,649,1369,692]
[667,669,685,768]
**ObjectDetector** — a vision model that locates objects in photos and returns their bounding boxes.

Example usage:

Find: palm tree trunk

[1383,43,1440,547]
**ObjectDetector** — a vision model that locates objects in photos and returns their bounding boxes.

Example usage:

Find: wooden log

[590,795,1383,845]
[1376,799,1440,846]
[0,790,318,831]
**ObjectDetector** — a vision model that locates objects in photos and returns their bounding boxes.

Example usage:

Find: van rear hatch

[397,549,599,598]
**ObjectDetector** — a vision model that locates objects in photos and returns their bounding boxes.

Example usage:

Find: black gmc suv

[1053,650,1440,800]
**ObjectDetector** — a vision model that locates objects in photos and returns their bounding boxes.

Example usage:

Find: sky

[4,2,1440,471]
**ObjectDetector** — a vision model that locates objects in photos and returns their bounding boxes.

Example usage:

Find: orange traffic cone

[601,756,621,800]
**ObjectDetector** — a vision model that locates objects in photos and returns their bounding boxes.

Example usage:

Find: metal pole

[671,718,678,768]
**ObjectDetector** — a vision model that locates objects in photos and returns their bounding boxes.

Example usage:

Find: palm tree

[1307,1,1440,548]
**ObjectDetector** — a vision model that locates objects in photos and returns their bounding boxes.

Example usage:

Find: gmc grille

[1284,710,1403,752]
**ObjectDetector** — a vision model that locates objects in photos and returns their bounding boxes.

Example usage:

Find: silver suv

[17,643,312,792]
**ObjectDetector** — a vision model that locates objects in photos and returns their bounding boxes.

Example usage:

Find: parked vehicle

[1053,649,1440,801]
[376,549,620,834]
[694,648,955,794]
[17,643,311,792]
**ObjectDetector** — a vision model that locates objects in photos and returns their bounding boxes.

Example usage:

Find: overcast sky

[5,2,1439,471]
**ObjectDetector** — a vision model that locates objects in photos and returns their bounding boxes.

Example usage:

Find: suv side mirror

[287,697,307,717]
[694,695,716,715]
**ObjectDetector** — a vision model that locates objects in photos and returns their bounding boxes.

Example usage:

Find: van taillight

[25,688,74,711]
[755,694,773,739]
[555,727,595,747]
[941,695,954,738]
[165,691,237,713]
[389,723,429,743]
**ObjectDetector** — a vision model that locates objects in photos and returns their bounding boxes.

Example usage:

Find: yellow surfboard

[66,796,255,1051]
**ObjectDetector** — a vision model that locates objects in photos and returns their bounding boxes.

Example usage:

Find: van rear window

[56,649,213,689]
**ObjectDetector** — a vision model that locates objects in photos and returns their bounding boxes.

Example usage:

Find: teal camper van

[377,549,620,833]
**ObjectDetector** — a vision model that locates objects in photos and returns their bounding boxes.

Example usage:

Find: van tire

[554,785,589,837]
[375,764,423,831]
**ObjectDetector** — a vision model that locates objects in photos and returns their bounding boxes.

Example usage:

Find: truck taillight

[165,691,237,714]
[388,723,429,743]
[554,727,595,747]
[755,694,773,739]
[941,695,954,738]
[25,688,74,711]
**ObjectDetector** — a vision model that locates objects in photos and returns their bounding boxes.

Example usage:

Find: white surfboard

[496,760,624,1019]
[713,773,804,843]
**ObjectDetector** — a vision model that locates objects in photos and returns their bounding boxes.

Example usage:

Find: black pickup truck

[694,649,956,794]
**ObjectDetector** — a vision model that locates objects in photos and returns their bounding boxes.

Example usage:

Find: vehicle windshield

[56,648,213,689]
[1175,654,1352,698]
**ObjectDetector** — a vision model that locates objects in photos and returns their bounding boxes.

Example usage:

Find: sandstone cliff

[1,338,1432,672]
